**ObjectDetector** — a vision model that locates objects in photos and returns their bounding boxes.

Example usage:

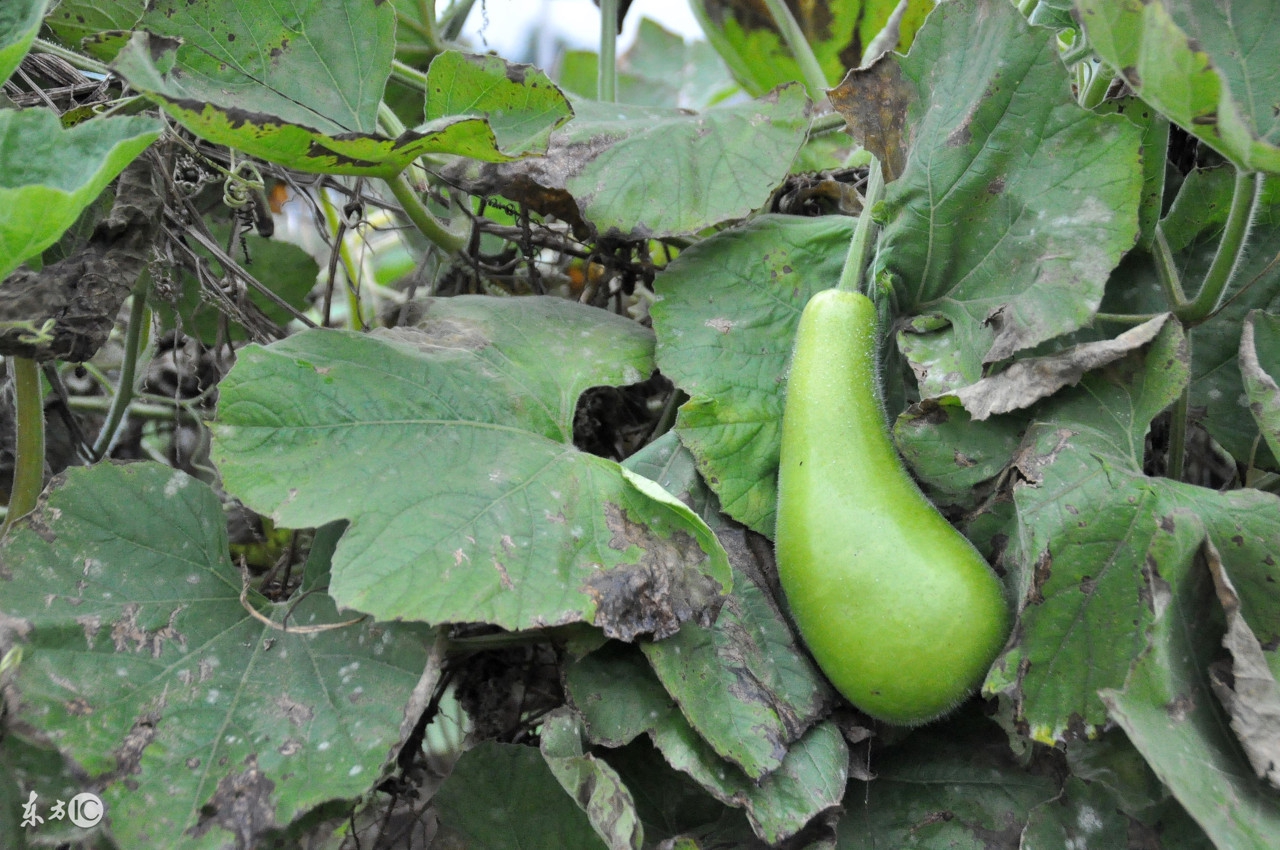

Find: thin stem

[1167,386,1189,482]
[1093,312,1162,324]
[1151,226,1187,306]
[439,0,479,41]
[33,38,109,76]
[1078,61,1113,109]
[390,60,431,93]
[760,0,829,98]
[319,190,369,329]
[598,0,619,102]
[386,172,467,255]
[1177,169,1261,325]
[3,357,45,536]
[808,111,848,137]
[837,157,886,294]
[1059,31,1094,67]
[92,277,151,460]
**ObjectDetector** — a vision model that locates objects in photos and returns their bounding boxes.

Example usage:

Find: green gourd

[775,288,1010,725]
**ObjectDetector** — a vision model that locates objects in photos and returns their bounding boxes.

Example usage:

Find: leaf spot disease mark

[493,558,514,591]
[110,603,187,658]
[189,754,277,844]
[581,502,721,641]
[705,318,735,334]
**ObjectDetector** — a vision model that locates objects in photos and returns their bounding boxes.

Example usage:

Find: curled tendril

[1,318,57,346]
[223,159,266,210]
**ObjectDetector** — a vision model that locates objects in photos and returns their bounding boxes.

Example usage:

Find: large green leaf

[1076,0,1280,173]
[42,0,144,59]
[690,0,935,98]
[0,463,436,850]
[0,0,50,86]
[540,708,645,850]
[836,0,1142,396]
[442,86,811,240]
[0,110,160,281]
[652,214,854,535]
[110,0,572,176]
[624,434,834,780]
[1100,540,1280,849]
[987,317,1280,758]
[212,296,731,637]
[434,741,609,850]
[565,643,847,845]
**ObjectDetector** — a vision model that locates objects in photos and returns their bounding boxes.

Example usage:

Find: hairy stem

[386,172,467,255]
[3,357,45,536]
[1152,226,1186,307]
[760,0,829,99]
[838,157,886,295]
[92,276,151,460]
[1177,169,1260,325]
[598,0,619,102]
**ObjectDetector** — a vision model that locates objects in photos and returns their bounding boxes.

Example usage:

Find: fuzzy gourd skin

[775,289,1010,725]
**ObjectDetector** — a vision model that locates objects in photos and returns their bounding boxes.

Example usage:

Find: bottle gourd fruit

[775,289,1010,725]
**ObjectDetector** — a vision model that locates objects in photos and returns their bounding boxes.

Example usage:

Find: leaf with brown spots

[0,463,438,850]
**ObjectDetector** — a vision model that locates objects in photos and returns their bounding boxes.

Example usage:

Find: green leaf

[541,708,645,850]
[1100,545,1280,849]
[41,0,144,59]
[211,296,731,637]
[434,741,608,850]
[442,87,811,240]
[0,463,436,850]
[988,315,1280,753]
[865,0,1142,393]
[834,709,1059,848]
[1094,96,1170,253]
[624,435,834,780]
[0,0,51,86]
[420,51,574,157]
[111,0,571,176]
[1076,0,1280,173]
[0,110,160,281]
[565,643,846,845]
[690,0,935,98]
[652,214,855,535]
[893,400,1025,497]
[1240,310,1280,465]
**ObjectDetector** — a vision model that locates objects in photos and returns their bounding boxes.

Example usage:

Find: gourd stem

[386,172,467,255]
[1151,225,1186,306]
[760,0,829,99]
[598,0,619,103]
[838,156,886,295]
[92,275,151,460]
[1176,169,1260,325]
[3,356,45,536]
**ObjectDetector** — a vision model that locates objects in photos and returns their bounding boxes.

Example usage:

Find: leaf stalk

[1176,169,1261,325]
[760,0,829,100]
[92,275,151,461]
[598,0,619,102]
[2,357,45,536]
